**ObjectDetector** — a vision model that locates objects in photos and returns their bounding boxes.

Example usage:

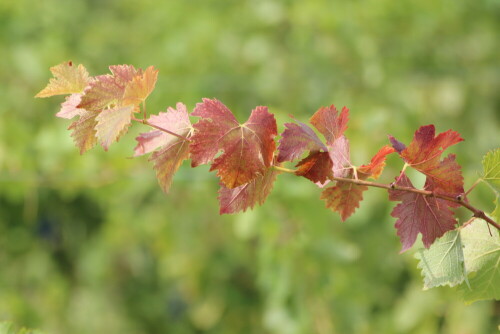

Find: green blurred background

[1,0,499,333]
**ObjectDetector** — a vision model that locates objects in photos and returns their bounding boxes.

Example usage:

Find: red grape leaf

[309,105,349,145]
[295,151,333,184]
[133,103,193,193]
[358,145,396,180]
[78,65,140,111]
[68,110,99,154]
[95,105,136,151]
[389,174,457,252]
[190,99,277,188]
[321,178,368,221]
[277,121,326,162]
[394,125,464,194]
[424,154,464,195]
[35,61,90,98]
[278,105,351,185]
[150,138,190,193]
[320,145,395,220]
[56,93,87,119]
[134,103,192,156]
[123,66,159,106]
[218,167,279,214]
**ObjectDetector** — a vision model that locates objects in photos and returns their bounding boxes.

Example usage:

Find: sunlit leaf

[35,61,90,98]
[190,99,277,188]
[95,105,136,151]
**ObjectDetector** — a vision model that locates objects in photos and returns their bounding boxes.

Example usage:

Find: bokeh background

[1,0,499,333]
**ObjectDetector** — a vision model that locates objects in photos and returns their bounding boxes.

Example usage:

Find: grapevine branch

[36,61,499,255]
[273,165,500,230]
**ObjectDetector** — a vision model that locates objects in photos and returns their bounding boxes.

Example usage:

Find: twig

[272,165,500,231]
[131,116,191,142]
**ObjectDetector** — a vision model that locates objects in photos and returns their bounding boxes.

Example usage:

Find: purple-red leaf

[190,99,277,188]
[277,121,326,163]
[218,167,278,214]
[389,174,458,252]
[388,135,406,153]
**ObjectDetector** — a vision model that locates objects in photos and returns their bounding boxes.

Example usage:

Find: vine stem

[272,165,500,231]
[131,116,191,142]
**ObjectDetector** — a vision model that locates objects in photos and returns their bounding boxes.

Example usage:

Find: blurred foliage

[1,0,499,333]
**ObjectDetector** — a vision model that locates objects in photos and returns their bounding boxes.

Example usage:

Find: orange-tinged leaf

[321,181,368,221]
[358,145,395,180]
[295,151,333,184]
[123,66,159,106]
[35,61,90,98]
[309,105,349,145]
[393,125,464,195]
[190,99,277,188]
[78,65,140,111]
[389,174,458,252]
[95,105,135,151]
[402,125,463,168]
[218,167,278,214]
[68,110,99,154]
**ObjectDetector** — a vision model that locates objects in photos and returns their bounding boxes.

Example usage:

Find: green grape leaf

[482,148,500,192]
[492,197,500,223]
[459,220,500,303]
[35,61,90,98]
[95,105,136,151]
[415,229,466,289]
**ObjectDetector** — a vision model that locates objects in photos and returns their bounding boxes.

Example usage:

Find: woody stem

[272,165,500,230]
